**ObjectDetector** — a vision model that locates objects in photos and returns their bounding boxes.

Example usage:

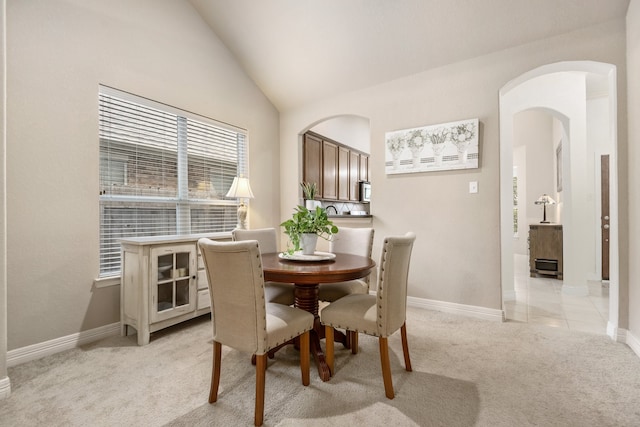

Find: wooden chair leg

[209,341,222,403]
[299,331,310,386]
[378,336,394,399]
[255,354,267,426]
[351,331,359,354]
[400,322,412,372]
[325,325,334,376]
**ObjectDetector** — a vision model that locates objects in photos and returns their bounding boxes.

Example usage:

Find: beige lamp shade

[225,176,255,199]
[226,176,254,229]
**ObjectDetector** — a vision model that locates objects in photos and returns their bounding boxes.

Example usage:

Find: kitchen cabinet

[120,232,231,345]
[338,146,350,201]
[529,224,563,279]
[349,150,360,201]
[322,141,338,200]
[302,131,370,202]
[303,133,322,191]
[359,153,369,182]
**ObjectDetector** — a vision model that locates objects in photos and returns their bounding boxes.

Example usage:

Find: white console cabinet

[120,233,231,345]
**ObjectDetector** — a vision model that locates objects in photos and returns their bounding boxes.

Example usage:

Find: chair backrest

[232,228,278,253]
[376,232,416,337]
[330,227,375,284]
[198,238,268,354]
[329,227,374,258]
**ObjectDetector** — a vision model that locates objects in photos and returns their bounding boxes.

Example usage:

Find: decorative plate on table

[278,251,336,262]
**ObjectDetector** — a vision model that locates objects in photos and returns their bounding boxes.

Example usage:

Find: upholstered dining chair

[318,227,375,302]
[197,238,314,426]
[320,232,416,399]
[232,228,295,306]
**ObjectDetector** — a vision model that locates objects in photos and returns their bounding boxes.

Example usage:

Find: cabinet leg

[138,331,150,346]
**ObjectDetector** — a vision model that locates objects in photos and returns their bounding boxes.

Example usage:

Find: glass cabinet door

[150,244,196,323]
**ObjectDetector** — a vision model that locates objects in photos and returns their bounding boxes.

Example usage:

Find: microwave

[359,181,371,202]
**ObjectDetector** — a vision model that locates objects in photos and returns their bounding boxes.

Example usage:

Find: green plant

[280,205,339,253]
[300,181,318,200]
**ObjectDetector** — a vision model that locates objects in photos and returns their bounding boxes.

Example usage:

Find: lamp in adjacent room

[226,175,254,229]
[534,194,556,224]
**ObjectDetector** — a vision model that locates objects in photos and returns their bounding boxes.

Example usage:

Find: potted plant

[281,205,338,255]
[301,181,321,210]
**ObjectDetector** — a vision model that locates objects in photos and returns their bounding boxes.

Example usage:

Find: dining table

[261,251,376,382]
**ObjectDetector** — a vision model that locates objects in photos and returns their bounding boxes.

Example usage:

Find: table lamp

[534,194,556,224]
[226,175,254,229]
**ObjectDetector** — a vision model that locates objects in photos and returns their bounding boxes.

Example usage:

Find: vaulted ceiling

[189,0,630,112]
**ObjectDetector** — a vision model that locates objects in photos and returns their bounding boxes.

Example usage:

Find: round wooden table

[261,252,376,381]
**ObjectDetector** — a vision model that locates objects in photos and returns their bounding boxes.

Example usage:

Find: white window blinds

[99,87,247,277]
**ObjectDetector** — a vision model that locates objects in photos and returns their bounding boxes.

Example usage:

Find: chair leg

[378,337,394,399]
[325,325,334,376]
[299,331,310,386]
[351,331,359,354]
[400,322,412,372]
[255,354,267,426]
[209,341,222,403]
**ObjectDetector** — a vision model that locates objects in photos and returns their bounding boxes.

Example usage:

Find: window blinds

[98,87,247,277]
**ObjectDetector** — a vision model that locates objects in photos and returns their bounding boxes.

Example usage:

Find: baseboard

[7,322,121,368]
[624,329,640,359]
[0,376,10,399]
[407,296,504,322]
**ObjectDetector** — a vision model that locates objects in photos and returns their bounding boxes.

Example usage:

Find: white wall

[281,19,627,310]
[627,0,640,341]
[310,115,371,154]
[5,0,280,350]
[514,110,556,225]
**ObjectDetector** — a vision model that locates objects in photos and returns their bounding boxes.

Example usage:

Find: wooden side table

[529,224,563,279]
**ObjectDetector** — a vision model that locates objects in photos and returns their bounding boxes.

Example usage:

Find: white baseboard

[407,296,504,322]
[624,329,640,359]
[0,376,10,399]
[7,322,121,368]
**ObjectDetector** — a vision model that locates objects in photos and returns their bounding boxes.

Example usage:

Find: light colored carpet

[2,307,640,426]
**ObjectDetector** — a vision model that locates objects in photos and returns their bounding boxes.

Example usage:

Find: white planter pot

[305,200,322,210]
[300,233,318,255]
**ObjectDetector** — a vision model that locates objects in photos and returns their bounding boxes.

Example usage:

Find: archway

[499,61,619,338]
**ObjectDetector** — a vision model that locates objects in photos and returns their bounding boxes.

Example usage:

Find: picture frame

[385,118,479,174]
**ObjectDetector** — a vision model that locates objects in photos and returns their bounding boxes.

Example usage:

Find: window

[99,86,247,277]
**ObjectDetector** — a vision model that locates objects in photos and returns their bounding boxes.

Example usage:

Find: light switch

[469,181,478,194]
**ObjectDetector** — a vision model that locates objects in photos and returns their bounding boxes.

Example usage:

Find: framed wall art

[385,118,479,174]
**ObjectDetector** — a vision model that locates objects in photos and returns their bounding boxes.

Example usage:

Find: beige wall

[1,0,7,391]
[5,0,279,350]
[628,0,640,340]
[280,19,627,310]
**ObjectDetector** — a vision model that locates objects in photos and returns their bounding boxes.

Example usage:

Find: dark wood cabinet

[359,153,369,183]
[322,140,338,200]
[338,146,350,201]
[529,224,563,279]
[349,150,360,201]
[302,131,369,202]
[303,133,322,192]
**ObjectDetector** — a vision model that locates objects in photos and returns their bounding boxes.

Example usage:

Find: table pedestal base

[256,283,348,381]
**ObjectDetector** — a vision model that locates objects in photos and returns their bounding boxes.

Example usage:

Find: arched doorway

[499,61,619,338]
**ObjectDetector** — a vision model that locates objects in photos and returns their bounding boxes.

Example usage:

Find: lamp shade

[534,193,556,224]
[225,176,254,199]
[534,194,556,206]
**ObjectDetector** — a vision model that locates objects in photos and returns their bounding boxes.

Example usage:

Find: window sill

[94,276,120,289]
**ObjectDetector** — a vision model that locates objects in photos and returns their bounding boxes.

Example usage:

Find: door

[601,155,610,281]
[150,244,196,323]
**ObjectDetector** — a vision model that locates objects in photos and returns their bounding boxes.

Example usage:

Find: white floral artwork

[385,118,479,174]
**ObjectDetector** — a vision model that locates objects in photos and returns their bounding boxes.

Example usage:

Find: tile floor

[504,254,609,335]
